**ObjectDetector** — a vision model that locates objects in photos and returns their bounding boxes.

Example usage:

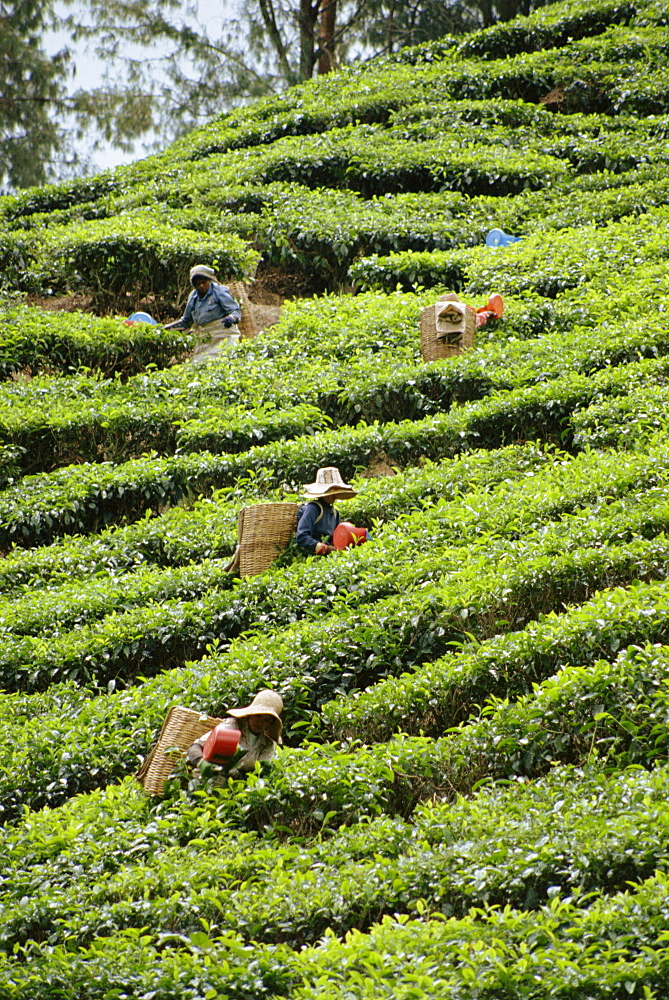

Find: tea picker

[187,689,284,783]
[135,690,283,795]
[419,291,504,362]
[296,467,368,555]
[164,264,242,361]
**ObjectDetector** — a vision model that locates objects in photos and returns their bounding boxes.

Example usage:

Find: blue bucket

[126,311,158,325]
[485,228,521,248]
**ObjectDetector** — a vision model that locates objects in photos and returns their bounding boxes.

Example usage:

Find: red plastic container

[202,725,241,763]
[332,522,369,550]
[487,293,504,317]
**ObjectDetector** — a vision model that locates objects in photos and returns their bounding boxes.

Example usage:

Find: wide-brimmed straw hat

[190,264,216,285]
[302,467,357,499]
[228,689,284,739]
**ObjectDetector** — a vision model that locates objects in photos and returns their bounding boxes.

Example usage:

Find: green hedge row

[4,857,669,999]
[208,600,669,838]
[573,382,669,450]
[247,127,569,198]
[16,119,665,286]
[0,302,191,379]
[6,111,663,243]
[324,542,669,743]
[2,439,666,673]
[2,633,667,893]
[3,350,667,551]
[328,318,669,426]
[0,443,551,596]
[245,156,669,287]
[251,162,669,283]
[6,294,669,472]
[163,60,562,164]
[1,633,668,922]
[349,207,669,293]
[3,714,669,969]
[292,864,669,999]
[0,392,328,476]
[2,507,668,819]
[384,22,669,115]
[0,4,667,996]
[0,489,244,595]
[459,0,639,59]
[381,110,664,176]
[0,266,661,456]
[3,741,669,958]
[448,34,669,117]
[15,214,259,312]
[0,172,123,224]
[0,557,238,641]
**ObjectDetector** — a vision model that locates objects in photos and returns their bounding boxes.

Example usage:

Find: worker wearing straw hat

[187,689,283,780]
[296,467,357,555]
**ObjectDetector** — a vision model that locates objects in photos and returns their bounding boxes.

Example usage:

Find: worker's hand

[223,315,236,328]
[315,543,337,555]
[198,759,216,779]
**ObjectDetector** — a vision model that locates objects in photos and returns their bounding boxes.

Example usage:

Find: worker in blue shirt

[296,467,357,555]
[165,264,242,361]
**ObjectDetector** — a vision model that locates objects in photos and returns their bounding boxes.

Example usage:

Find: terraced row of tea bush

[2,0,669,996]
[4,343,669,551]
[1,1,668,308]
[3,701,669,996]
[4,282,669,475]
[2,447,669,819]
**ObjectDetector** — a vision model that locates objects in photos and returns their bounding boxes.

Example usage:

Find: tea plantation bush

[1,1,669,996]
[0,302,191,377]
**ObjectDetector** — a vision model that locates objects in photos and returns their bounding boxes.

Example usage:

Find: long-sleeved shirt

[187,716,277,776]
[170,282,241,330]
[296,500,340,553]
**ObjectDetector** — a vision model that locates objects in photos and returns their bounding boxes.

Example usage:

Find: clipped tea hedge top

[18,214,258,312]
[0,302,191,378]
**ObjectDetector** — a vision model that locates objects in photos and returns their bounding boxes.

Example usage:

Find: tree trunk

[298,0,319,80]
[386,0,396,53]
[318,0,337,74]
[497,0,523,21]
[257,0,297,85]
[478,0,496,27]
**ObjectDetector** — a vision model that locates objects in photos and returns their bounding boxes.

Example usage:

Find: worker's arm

[230,735,278,775]
[296,502,337,554]
[164,291,197,331]
[186,732,207,767]
[212,284,242,325]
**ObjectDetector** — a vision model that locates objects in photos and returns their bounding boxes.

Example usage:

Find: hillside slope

[1,1,669,997]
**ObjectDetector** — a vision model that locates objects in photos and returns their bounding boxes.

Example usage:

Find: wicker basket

[135,705,223,796]
[227,280,259,340]
[420,294,476,362]
[225,502,299,577]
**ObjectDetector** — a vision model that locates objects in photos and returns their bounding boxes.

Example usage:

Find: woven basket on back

[226,280,259,340]
[135,705,223,796]
[420,293,476,362]
[224,502,299,577]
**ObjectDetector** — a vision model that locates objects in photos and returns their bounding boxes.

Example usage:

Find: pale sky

[46,1,237,173]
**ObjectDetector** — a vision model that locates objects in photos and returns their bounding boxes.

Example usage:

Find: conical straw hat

[302,467,356,498]
[228,690,284,738]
